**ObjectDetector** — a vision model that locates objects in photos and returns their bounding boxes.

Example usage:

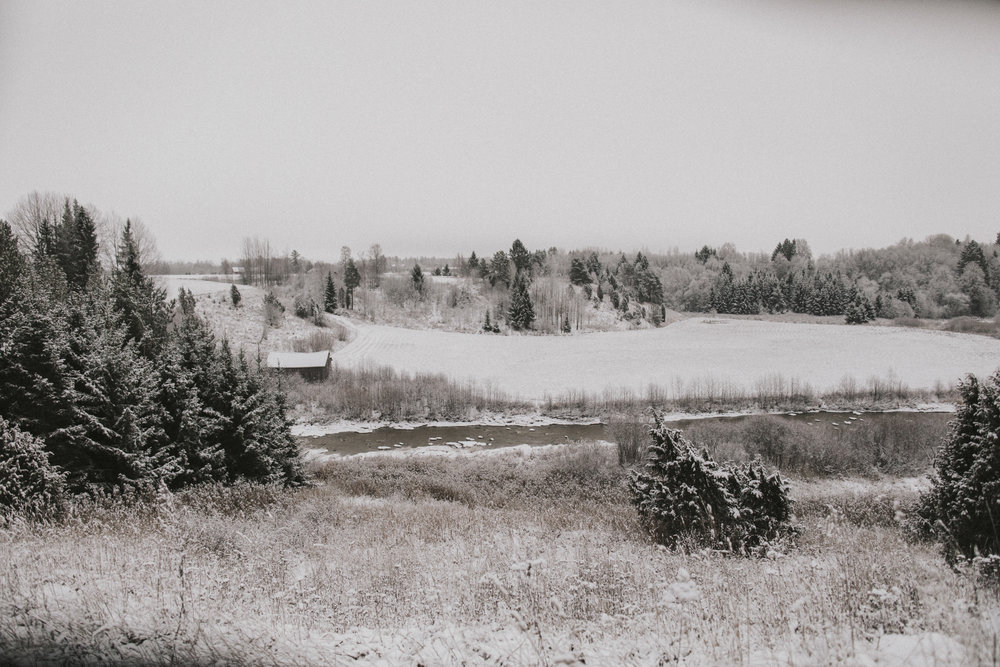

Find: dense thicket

[0,214,302,500]
[917,372,1000,569]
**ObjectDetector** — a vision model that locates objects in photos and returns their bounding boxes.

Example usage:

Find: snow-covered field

[151,278,1000,403]
[156,275,244,296]
[333,316,1000,401]
[153,276,338,354]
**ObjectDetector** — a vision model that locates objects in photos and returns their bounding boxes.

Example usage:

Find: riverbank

[291,402,956,439]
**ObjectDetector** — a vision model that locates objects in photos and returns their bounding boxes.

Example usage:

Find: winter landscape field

[5,0,1000,665]
[161,276,1000,404]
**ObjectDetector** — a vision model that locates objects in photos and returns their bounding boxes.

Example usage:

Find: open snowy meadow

[332,316,1000,402]
[156,278,1000,405]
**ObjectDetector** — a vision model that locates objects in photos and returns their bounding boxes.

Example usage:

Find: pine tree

[489,251,511,288]
[510,239,531,275]
[323,272,337,312]
[343,258,361,309]
[110,220,169,358]
[231,283,242,307]
[72,202,99,286]
[0,220,25,307]
[569,258,591,285]
[917,372,1000,566]
[507,272,534,330]
[958,240,989,278]
[411,263,424,295]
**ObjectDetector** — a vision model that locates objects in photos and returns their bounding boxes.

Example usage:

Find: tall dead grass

[1,448,995,665]
[285,363,531,421]
[544,374,955,416]
[286,361,956,424]
[609,413,950,477]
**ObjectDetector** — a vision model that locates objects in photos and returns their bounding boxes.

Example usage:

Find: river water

[299,410,952,456]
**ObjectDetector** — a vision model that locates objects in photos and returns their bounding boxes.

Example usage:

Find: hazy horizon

[3,0,999,261]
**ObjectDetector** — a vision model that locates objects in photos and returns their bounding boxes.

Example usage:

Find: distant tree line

[0,204,302,512]
[661,235,1000,321]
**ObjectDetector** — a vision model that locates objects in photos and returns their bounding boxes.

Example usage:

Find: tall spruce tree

[110,220,169,358]
[918,372,1000,565]
[489,251,511,288]
[323,272,337,312]
[0,221,25,307]
[343,258,361,309]
[507,271,534,330]
[510,239,531,275]
[410,263,424,296]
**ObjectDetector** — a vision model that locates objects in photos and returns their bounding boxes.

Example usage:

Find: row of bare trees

[7,191,161,270]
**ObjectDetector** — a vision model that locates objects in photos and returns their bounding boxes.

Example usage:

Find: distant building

[266,351,331,382]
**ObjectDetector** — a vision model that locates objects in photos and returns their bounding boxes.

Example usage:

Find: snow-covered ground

[151,278,1000,404]
[332,316,1000,401]
[153,276,337,354]
[156,275,244,296]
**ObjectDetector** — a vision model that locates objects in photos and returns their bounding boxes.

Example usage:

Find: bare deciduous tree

[6,191,65,254]
[365,243,386,289]
[240,236,288,286]
[100,212,161,271]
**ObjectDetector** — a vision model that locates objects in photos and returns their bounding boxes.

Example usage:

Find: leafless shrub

[605,414,651,467]
[291,330,338,353]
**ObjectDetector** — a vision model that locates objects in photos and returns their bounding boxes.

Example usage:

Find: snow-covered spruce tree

[0,417,66,521]
[845,290,875,324]
[110,219,170,359]
[231,283,242,308]
[411,263,424,296]
[629,414,793,554]
[507,271,534,330]
[917,372,1000,570]
[323,272,336,312]
[2,221,303,495]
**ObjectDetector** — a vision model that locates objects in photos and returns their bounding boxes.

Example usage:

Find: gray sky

[2,0,999,261]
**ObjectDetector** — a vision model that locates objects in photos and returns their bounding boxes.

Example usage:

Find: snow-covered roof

[266,351,331,369]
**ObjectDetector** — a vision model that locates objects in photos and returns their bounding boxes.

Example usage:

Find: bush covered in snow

[293,294,318,319]
[917,372,1000,573]
[0,417,66,521]
[629,414,793,554]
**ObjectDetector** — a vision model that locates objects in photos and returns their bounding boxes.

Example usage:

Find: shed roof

[266,351,331,369]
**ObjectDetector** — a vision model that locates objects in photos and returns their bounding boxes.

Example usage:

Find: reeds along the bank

[284,363,529,421]
[609,412,950,478]
[287,361,956,423]
[544,373,956,416]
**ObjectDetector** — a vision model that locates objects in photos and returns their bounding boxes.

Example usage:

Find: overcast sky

[2,1,999,261]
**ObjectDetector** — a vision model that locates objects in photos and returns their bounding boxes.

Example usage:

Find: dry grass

[285,361,957,425]
[890,315,1000,339]
[285,363,531,421]
[683,413,950,477]
[545,375,955,417]
[1,446,996,665]
[606,412,949,478]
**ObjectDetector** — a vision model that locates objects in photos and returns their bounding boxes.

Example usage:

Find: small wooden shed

[266,351,332,382]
